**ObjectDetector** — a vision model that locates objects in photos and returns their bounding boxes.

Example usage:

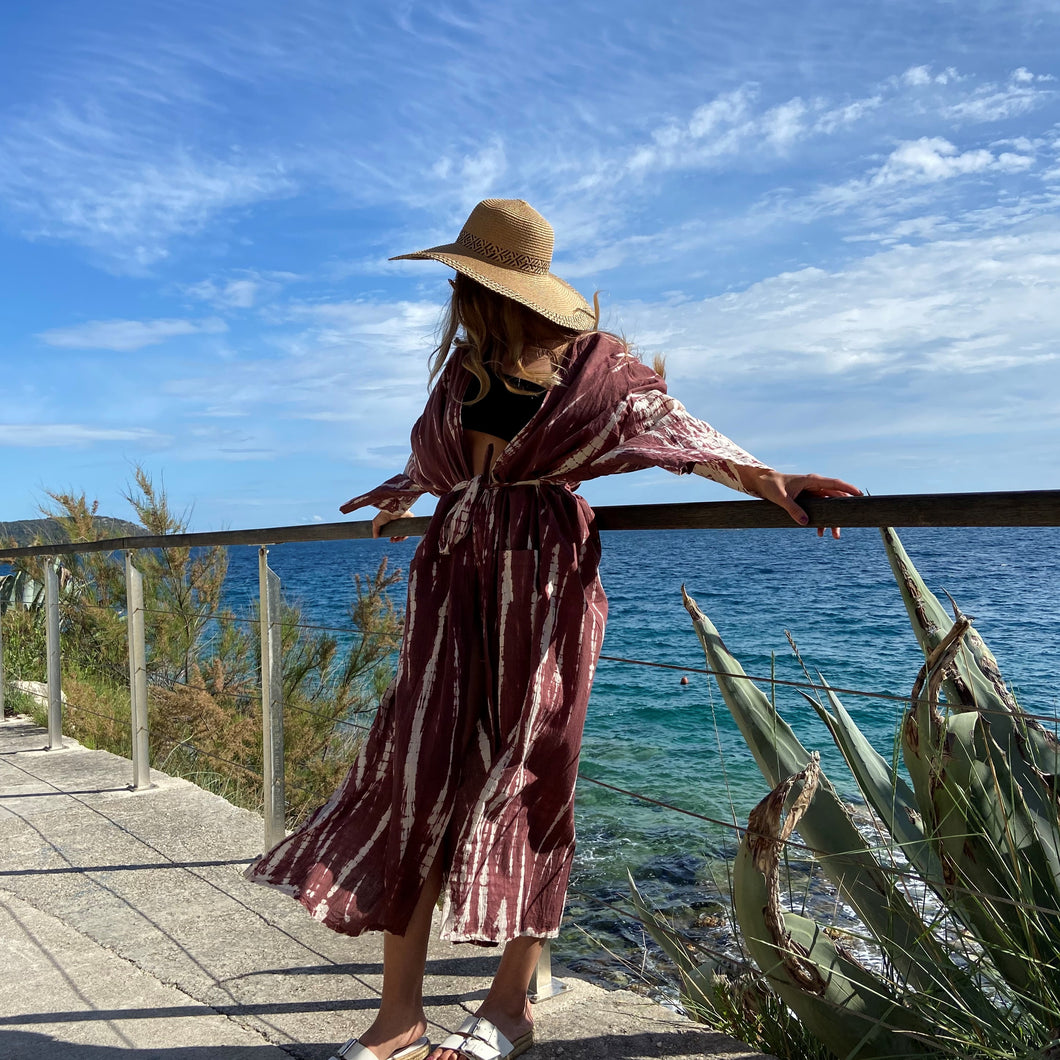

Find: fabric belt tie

[437,476,543,554]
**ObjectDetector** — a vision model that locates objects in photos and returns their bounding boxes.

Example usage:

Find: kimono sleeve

[339,455,428,515]
[619,356,771,496]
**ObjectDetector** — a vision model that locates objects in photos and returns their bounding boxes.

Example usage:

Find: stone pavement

[0,716,773,1060]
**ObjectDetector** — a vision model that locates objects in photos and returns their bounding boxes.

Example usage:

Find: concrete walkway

[0,716,773,1060]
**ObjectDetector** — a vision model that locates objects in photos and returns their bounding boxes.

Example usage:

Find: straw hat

[390,199,596,330]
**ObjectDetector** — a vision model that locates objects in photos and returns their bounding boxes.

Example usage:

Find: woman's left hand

[737,468,862,538]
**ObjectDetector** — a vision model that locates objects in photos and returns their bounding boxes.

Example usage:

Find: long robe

[244,332,766,944]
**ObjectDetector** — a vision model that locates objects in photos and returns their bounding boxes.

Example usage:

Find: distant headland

[0,517,146,548]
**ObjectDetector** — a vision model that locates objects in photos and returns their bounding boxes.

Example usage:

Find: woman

[246,199,860,1060]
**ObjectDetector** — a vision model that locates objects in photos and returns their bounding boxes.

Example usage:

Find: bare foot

[429,1000,533,1060]
[354,1010,429,1060]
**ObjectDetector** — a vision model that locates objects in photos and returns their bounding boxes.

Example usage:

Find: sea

[225,526,1060,986]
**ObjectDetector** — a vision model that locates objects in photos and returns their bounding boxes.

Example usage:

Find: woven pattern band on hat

[456,230,550,275]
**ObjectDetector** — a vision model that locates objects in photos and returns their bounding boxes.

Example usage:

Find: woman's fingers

[372,509,415,542]
[749,471,861,535]
[794,474,863,498]
[797,477,860,539]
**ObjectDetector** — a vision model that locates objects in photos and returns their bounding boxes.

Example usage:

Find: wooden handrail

[1,489,1058,561]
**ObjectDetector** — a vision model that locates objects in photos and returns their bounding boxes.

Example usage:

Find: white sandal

[329,1035,431,1060]
[438,1016,533,1060]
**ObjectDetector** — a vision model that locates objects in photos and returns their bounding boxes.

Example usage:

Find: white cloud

[900,65,960,88]
[184,278,259,309]
[181,270,299,309]
[0,424,165,447]
[620,224,1060,380]
[762,98,807,150]
[431,138,508,207]
[875,137,1030,182]
[894,66,1055,125]
[626,86,762,174]
[687,87,757,139]
[782,136,1039,228]
[813,96,884,135]
[38,317,227,352]
[549,64,1053,243]
[164,299,440,454]
[945,82,1054,123]
[902,66,934,88]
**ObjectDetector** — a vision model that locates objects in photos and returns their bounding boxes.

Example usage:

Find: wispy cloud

[624,223,1060,379]
[180,270,300,309]
[164,299,440,454]
[0,424,166,447]
[38,317,227,352]
[793,136,1039,223]
[562,65,1054,199]
[431,138,508,209]
[943,67,1056,123]
[875,137,1034,182]
[0,97,294,269]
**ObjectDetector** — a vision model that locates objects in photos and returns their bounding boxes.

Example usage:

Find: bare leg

[430,936,540,1060]
[357,858,443,1059]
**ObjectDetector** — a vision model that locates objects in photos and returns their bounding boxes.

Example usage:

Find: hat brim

[390,244,596,331]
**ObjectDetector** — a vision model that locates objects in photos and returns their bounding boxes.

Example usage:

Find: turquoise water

[226,525,1060,979]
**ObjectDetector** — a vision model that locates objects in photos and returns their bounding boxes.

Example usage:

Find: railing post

[125,553,152,790]
[259,547,285,850]
[45,561,63,750]
[0,604,6,720]
[528,940,569,1003]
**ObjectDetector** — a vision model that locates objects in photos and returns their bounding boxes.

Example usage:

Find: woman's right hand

[372,509,415,542]
[737,468,862,538]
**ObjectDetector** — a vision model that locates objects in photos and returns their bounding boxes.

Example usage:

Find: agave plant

[634,527,1060,1059]
[0,568,44,613]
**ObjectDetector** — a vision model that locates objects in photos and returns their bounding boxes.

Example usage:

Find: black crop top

[461,364,546,441]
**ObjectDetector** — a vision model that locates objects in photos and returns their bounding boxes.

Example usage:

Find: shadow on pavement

[0,1033,308,1058]
[0,1028,743,1059]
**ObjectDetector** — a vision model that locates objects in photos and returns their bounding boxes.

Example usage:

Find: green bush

[1,467,403,824]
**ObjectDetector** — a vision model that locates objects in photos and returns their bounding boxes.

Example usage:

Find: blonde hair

[429,274,600,402]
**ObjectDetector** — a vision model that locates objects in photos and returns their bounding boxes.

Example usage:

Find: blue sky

[1,0,1058,529]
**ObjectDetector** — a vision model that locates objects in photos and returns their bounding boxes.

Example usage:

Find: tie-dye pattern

[244,333,767,943]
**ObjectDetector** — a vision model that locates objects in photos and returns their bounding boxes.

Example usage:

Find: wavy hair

[428,274,602,403]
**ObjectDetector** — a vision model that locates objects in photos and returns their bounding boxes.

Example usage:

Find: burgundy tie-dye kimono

[245,332,767,944]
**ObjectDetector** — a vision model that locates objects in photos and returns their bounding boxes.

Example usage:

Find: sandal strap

[331,1037,431,1060]
[439,1016,516,1060]
[332,1041,376,1060]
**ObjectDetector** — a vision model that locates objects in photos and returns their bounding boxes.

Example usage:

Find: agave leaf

[0,569,45,612]
[805,680,944,889]
[897,599,1060,998]
[732,762,934,1058]
[881,527,1060,826]
[923,711,1060,998]
[683,588,976,1006]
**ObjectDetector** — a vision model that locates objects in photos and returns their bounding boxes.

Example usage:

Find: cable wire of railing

[50,663,1059,922]
[74,598,401,641]
[24,586,1060,900]
[43,600,1060,728]
[64,701,126,727]
[26,599,1060,812]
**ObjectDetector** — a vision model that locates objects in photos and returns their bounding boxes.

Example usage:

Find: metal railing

[2,488,1059,1000]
